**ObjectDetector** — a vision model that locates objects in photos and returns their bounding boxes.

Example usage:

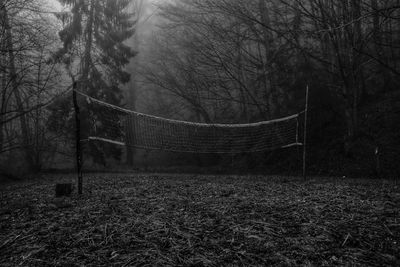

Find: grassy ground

[0,174,399,266]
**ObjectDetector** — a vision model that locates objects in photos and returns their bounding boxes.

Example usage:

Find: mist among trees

[139,0,400,177]
[1,0,400,177]
[2,2,400,266]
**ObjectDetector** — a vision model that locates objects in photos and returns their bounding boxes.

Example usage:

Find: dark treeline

[1,0,400,178]
[0,0,136,175]
[139,0,400,177]
[0,0,63,174]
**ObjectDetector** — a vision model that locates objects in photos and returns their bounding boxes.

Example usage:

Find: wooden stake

[73,82,83,194]
[303,85,309,180]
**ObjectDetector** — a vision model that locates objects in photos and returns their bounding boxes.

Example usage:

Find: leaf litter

[0,174,399,266]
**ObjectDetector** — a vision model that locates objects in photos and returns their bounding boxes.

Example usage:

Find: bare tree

[0,0,63,171]
[141,0,400,163]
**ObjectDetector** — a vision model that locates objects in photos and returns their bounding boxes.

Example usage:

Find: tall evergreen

[53,0,136,164]
[58,0,136,101]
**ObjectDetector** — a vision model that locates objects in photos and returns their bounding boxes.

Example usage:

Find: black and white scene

[1,0,399,265]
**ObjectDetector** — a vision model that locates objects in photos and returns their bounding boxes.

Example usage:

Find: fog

[1,1,399,266]
[1,0,400,177]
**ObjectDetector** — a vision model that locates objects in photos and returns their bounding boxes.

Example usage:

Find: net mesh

[78,91,302,154]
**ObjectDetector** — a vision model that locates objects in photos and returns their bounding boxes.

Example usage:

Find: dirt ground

[0,174,399,266]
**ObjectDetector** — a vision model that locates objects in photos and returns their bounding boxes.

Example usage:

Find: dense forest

[1,0,400,178]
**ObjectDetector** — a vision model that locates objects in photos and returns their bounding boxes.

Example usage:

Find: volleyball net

[76,90,303,154]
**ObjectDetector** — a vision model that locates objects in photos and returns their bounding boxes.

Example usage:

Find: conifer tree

[54,0,136,164]
[58,0,135,100]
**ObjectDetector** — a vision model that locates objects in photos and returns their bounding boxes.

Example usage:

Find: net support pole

[303,85,309,180]
[73,82,83,194]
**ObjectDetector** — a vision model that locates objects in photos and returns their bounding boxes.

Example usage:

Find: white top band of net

[76,90,302,153]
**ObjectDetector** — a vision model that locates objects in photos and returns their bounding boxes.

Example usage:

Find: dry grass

[0,174,399,266]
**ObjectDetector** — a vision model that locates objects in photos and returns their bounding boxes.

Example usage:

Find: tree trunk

[258,0,275,118]
[125,0,146,166]
[0,14,6,152]
[3,3,32,168]
[235,23,248,122]
[344,101,356,155]
[351,0,361,132]
[371,0,380,52]
[126,3,142,166]
[81,0,95,84]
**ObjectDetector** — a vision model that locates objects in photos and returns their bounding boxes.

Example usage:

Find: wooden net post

[73,82,83,194]
[303,85,309,180]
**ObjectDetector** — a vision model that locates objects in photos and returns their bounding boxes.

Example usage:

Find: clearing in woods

[0,174,399,266]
